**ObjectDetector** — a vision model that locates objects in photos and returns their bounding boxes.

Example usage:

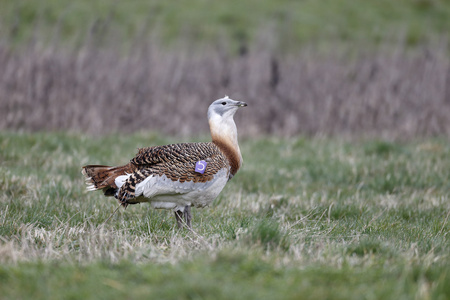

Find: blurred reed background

[1,0,449,139]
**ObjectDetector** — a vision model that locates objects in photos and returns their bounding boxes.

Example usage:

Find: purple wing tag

[195,160,207,174]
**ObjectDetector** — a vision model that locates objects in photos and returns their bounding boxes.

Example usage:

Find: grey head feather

[207,96,248,119]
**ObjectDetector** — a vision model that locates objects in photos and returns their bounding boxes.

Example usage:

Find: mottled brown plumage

[82,164,135,190]
[117,142,230,201]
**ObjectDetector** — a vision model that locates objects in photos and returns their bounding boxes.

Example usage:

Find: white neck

[208,113,243,172]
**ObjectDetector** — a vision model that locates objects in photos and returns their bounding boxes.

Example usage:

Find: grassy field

[2,0,450,50]
[1,1,449,298]
[0,131,449,299]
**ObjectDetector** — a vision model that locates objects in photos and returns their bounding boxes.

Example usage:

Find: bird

[81,96,247,228]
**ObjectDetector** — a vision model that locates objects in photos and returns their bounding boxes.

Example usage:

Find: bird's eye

[221,102,227,105]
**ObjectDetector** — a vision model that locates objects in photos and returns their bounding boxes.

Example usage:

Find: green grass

[1,0,449,50]
[0,131,449,299]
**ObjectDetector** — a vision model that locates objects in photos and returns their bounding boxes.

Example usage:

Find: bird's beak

[236,101,248,107]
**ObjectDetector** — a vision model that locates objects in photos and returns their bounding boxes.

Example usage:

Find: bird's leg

[183,205,192,228]
[175,210,184,229]
[174,206,192,229]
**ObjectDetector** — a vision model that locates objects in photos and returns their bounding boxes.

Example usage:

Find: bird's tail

[81,164,133,195]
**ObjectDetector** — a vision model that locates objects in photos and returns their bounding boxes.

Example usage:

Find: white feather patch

[115,174,131,188]
[86,184,97,191]
[133,168,229,209]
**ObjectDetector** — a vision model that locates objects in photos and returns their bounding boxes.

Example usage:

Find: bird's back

[112,142,231,208]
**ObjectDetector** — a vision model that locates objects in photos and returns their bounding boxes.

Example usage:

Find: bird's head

[207,96,247,121]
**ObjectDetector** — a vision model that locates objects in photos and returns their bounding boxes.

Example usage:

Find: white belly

[123,168,229,211]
